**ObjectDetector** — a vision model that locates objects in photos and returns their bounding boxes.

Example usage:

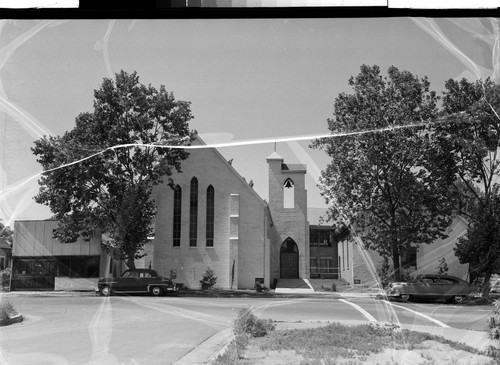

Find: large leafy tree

[435,77,500,294]
[33,70,194,269]
[312,65,456,281]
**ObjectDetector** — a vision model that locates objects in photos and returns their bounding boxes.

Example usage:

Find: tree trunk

[482,271,493,299]
[392,246,401,282]
[126,256,136,270]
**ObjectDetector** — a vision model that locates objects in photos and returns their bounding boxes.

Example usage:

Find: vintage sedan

[96,268,177,296]
[386,274,480,303]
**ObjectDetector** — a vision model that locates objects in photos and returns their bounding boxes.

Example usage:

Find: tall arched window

[283,178,295,209]
[189,177,198,247]
[173,185,182,247]
[206,185,214,247]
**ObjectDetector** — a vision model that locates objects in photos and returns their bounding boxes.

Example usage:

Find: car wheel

[452,295,464,304]
[150,286,162,296]
[100,285,111,296]
[400,293,412,302]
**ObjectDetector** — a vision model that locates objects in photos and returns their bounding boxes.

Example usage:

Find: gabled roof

[193,135,268,208]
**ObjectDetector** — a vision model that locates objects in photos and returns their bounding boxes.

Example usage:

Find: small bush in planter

[200,267,217,290]
[254,281,269,293]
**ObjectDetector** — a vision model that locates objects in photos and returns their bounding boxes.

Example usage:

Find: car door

[437,277,471,297]
[415,276,442,298]
[137,270,155,292]
[117,270,139,292]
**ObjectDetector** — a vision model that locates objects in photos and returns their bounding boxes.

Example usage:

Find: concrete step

[275,279,315,293]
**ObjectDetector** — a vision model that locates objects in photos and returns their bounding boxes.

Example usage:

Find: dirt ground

[243,340,495,365]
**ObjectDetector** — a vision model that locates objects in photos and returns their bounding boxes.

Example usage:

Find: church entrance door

[280,238,299,279]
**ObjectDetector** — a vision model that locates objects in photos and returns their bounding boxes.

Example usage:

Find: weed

[233,306,275,338]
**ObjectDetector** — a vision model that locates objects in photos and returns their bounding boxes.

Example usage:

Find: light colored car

[386,274,480,303]
[96,269,177,296]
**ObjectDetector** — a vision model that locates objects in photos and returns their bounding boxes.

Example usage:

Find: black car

[96,269,177,296]
[386,274,481,303]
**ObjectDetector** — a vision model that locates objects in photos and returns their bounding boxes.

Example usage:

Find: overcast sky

[0,17,498,225]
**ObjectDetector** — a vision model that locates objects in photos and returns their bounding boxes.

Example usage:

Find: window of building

[342,242,345,270]
[319,257,334,274]
[206,185,214,247]
[283,178,294,209]
[310,256,318,275]
[310,229,331,246]
[0,256,5,271]
[189,177,198,247]
[346,241,349,270]
[173,185,182,247]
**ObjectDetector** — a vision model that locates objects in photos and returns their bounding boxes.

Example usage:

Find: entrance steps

[275,278,315,294]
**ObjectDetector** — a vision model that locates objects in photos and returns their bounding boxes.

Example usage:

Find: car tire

[100,285,111,296]
[451,295,464,304]
[150,286,162,296]
[400,293,412,302]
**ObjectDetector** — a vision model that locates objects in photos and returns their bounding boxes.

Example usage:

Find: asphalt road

[0,294,493,365]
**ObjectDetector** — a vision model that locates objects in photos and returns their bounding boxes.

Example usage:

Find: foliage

[312,65,456,281]
[0,220,13,246]
[200,267,217,289]
[0,301,17,320]
[32,70,194,269]
[168,269,177,282]
[489,299,500,340]
[1,268,11,290]
[233,306,275,338]
[377,257,415,287]
[433,77,500,295]
[254,281,269,292]
[435,257,449,275]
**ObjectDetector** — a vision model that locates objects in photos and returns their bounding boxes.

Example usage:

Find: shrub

[200,267,217,289]
[233,306,275,338]
[169,269,177,282]
[0,301,17,320]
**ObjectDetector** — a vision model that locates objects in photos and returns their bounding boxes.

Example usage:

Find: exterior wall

[267,153,309,279]
[153,141,269,290]
[13,220,101,258]
[340,216,470,284]
[12,220,106,290]
[414,216,469,280]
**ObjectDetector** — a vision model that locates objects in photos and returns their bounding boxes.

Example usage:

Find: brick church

[151,137,312,290]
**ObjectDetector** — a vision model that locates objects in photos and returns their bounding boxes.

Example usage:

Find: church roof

[266,151,283,160]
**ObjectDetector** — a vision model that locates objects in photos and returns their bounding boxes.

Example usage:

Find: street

[0,294,493,365]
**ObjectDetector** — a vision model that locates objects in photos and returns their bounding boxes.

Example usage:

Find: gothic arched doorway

[280,238,299,279]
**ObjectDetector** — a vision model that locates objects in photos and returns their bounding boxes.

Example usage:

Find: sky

[0,17,499,227]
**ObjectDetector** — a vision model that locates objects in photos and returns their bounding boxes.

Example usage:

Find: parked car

[386,274,480,303]
[96,269,177,296]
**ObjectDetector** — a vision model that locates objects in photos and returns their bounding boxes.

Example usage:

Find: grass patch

[254,323,489,364]
[0,301,17,320]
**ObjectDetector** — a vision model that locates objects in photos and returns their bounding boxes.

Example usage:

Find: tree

[312,65,456,281]
[434,77,500,295]
[32,70,194,269]
[0,220,13,246]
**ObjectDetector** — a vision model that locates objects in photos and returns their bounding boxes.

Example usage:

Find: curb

[173,328,233,365]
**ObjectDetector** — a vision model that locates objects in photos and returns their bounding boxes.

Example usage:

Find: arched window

[189,177,198,247]
[206,185,214,247]
[283,178,294,209]
[173,185,182,247]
